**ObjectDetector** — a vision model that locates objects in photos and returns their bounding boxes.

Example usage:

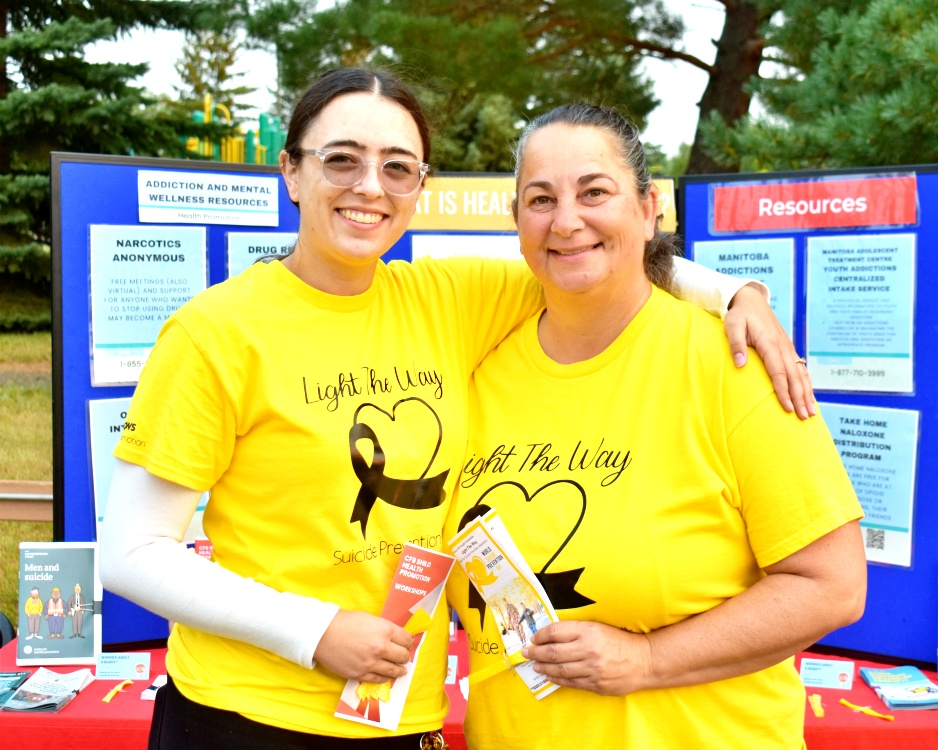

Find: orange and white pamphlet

[334,543,455,730]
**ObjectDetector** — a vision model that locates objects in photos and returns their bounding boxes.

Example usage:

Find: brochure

[0,671,30,707]
[16,542,102,666]
[96,652,151,681]
[141,674,168,701]
[335,543,455,731]
[448,508,561,700]
[860,665,938,710]
[799,657,855,690]
[0,667,95,712]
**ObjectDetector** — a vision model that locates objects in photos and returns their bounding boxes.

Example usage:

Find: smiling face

[515,123,657,301]
[280,91,425,294]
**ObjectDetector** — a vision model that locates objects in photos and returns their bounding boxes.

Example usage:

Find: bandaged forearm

[98,459,339,669]
[672,255,769,318]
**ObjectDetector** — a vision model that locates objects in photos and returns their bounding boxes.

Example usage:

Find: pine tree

[244,0,678,172]
[0,1,221,254]
[701,0,938,170]
[175,26,255,119]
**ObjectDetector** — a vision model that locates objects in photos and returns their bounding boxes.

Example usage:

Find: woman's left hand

[521,621,652,696]
[724,283,816,420]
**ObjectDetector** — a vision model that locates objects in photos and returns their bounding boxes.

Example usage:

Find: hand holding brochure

[860,665,938,710]
[1,667,94,712]
[448,508,561,700]
[335,543,455,731]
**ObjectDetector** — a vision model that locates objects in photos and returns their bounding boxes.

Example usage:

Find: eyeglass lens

[321,151,422,194]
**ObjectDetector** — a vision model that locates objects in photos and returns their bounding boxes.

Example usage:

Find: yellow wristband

[102,680,133,703]
[839,698,894,721]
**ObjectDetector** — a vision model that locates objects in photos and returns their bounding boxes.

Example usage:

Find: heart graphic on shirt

[456,479,595,630]
[348,397,450,537]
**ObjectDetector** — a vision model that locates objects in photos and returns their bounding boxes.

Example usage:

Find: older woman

[444,104,866,749]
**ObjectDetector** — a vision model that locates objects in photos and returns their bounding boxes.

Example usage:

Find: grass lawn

[1,521,52,628]
[0,331,53,628]
[0,331,52,365]
[0,385,52,480]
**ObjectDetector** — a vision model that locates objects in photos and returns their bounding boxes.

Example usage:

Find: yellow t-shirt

[113,256,541,737]
[444,286,863,750]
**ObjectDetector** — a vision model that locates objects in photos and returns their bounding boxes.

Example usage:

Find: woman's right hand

[313,610,414,683]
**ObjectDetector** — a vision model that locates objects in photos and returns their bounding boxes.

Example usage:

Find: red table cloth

[3,636,937,749]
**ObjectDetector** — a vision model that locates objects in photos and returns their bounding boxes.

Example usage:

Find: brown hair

[512,103,676,291]
[283,67,432,167]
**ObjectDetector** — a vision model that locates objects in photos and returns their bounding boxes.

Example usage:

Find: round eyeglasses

[295,149,429,196]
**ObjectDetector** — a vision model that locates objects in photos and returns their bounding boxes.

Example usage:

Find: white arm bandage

[671,255,770,319]
[98,459,340,669]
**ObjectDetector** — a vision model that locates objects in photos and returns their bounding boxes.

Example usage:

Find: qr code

[865,528,885,550]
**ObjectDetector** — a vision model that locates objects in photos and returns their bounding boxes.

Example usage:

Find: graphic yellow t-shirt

[113,256,541,737]
[444,286,863,750]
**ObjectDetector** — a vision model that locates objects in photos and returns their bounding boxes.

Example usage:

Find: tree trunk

[686,1,768,175]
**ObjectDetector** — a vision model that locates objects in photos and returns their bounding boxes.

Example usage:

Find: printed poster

[336,544,455,730]
[821,402,918,566]
[226,232,297,278]
[806,233,915,392]
[411,233,521,260]
[17,543,101,666]
[88,398,207,543]
[692,238,795,339]
[89,225,207,386]
[138,170,280,226]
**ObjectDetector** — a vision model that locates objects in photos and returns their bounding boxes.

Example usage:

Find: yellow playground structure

[186,94,286,166]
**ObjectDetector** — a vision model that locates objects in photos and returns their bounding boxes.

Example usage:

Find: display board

[51,154,543,645]
[680,165,937,665]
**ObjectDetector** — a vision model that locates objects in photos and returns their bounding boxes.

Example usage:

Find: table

[0,639,162,749]
[441,632,938,750]
[3,637,937,749]
[796,651,938,749]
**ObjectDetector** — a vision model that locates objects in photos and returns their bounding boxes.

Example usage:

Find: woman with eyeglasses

[100,68,813,748]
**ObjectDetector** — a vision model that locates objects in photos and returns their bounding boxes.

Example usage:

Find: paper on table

[1,667,94,712]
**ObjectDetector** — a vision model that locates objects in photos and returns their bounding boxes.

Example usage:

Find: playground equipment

[186,93,285,166]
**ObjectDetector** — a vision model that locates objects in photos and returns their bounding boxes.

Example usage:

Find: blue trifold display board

[51,153,415,646]
[680,165,937,665]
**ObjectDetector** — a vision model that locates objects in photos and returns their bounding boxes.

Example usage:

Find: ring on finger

[795,357,807,366]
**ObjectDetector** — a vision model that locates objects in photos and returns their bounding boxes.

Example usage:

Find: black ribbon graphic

[458,481,595,630]
[348,399,449,537]
[456,505,493,630]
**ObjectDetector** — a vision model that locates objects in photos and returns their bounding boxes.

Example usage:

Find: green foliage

[0,276,50,332]
[0,245,51,290]
[248,0,679,171]
[430,95,520,173]
[175,27,256,118]
[0,245,51,333]
[703,0,938,170]
[647,142,690,177]
[0,1,227,253]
